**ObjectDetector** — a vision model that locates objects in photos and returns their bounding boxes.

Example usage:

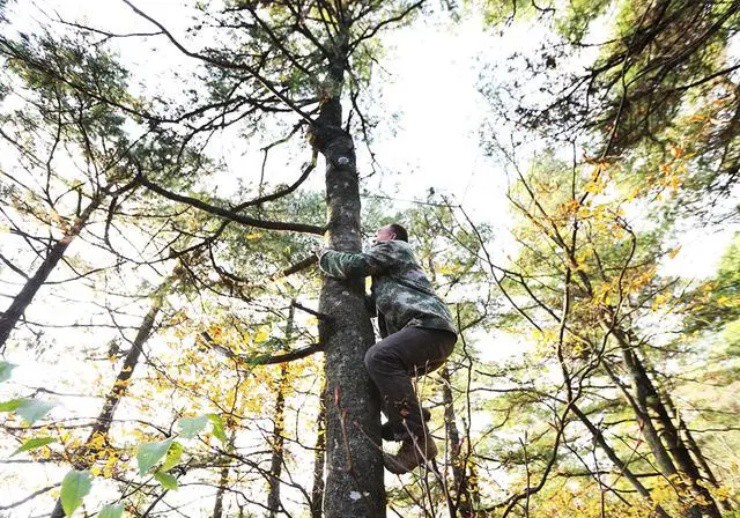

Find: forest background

[0,0,738,517]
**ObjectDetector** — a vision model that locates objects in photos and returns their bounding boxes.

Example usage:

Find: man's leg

[364,327,456,471]
[381,408,430,441]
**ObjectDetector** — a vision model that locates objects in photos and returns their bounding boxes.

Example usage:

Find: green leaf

[177,415,208,439]
[207,413,227,445]
[245,354,269,365]
[0,398,24,412]
[98,503,124,518]
[12,436,56,456]
[16,399,55,424]
[160,441,183,472]
[154,470,179,490]
[0,361,16,382]
[136,438,173,475]
[61,469,93,516]
[0,398,55,424]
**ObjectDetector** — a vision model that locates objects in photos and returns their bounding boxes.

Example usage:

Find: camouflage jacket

[318,240,457,337]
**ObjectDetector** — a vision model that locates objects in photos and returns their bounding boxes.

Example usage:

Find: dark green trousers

[364,326,456,439]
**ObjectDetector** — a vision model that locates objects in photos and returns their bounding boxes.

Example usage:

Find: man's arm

[318,242,396,279]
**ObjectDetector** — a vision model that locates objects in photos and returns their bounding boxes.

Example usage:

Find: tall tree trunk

[311,378,327,518]
[50,272,175,517]
[426,224,479,514]
[0,197,100,351]
[601,357,696,515]
[608,324,722,518]
[213,463,229,518]
[267,304,294,517]
[570,403,670,517]
[214,431,237,518]
[661,391,733,512]
[314,33,384,515]
[441,366,478,516]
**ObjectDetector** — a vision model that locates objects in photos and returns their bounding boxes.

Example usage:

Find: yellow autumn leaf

[651,293,670,311]
[253,328,270,343]
[437,263,459,275]
[716,295,731,306]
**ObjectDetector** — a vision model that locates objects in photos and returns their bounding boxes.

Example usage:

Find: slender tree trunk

[214,432,237,518]
[50,273,175,517]
[570,403,670,518]
[661,391,733,512]
[311,378,327,518]
[601,357,696,512]
[441,367,462,479]
[266,367,288,516]
[607,324,721,518]
[441,366,478,516]
[213,463,229,518]
[267,304,294,517]
[0,197,100,351]
[314,37,384,514]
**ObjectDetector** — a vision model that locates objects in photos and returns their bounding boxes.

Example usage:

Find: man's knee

[364,344,395,374]
[364,345,380,373]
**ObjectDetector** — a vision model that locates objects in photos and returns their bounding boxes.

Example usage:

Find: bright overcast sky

[7,0,735,278]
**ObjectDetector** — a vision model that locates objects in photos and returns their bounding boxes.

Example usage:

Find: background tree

[1,0,737,516]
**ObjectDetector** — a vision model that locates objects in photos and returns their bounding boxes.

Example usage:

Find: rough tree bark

[312,29,384,516]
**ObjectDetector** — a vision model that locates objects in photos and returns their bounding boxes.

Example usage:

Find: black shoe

[381,408,432,441]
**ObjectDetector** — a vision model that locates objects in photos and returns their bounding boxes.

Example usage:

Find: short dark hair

[389,223,408,242]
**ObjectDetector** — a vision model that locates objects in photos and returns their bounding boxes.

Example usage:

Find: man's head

[375,223,408,243]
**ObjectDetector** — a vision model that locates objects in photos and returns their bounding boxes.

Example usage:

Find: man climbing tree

[318,223,457,474]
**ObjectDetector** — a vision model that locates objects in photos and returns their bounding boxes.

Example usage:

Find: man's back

[368,241,456,336]
[318,240,456,336]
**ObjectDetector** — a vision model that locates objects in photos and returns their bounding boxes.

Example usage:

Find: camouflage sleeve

[318,243,397,279]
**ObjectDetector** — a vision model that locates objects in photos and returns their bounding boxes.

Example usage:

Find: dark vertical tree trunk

[441,366,477,516]
[213,463,228,518]
[609,325,722,518]
[313,30,384,514]
[214,432,236,518]
[602,354,700,517]
[267,364,288,516]
[0,197,100,352]
[441,367,462,478]
[267,304,294,517]
[311,378,327,518]
[661,391,733,512]
[49,273,174,518]
[428,222,479,515]
[570,403,670,517]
